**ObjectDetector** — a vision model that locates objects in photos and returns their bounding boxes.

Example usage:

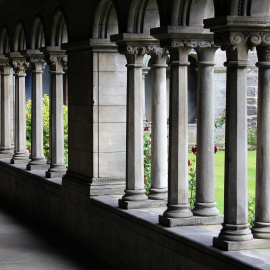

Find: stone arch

[93,0,118,38]
[213,0,270,17]
[127,0,160,33]
[0,26,10,55]
[171,0,214,26]
[29,16,45,49]
[50,9,68,46]
[13,21,26,52]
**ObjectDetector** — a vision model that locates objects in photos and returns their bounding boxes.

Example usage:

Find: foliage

[26,94,68,167]
[188,157,196,209]
[248,128,257,150]
[248,196,255,228]
[214,109,226,147]
[214,109,226,129]
[26,99,32,153]
[144,120,151,194]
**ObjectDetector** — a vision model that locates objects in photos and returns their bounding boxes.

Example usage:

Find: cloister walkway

[0,200,113,270]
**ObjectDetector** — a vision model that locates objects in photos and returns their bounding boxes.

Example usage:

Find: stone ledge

[118,198,167,209]
[159,214,224,227]
[213,237,270,251]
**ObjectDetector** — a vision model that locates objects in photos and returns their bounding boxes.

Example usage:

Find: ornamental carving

[11,60,29,73]
[118,45,148,56]
[44,54,68,70]
[29,57,46,71]
[145,45,168,57]
[160,40,214,50]
[214,32,270,52]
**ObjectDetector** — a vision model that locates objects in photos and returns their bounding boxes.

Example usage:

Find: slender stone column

[252,45,270,239]
[24,51,48,170]
[163,43,193,218]
[142,66,150,121]
[192,45,219,216]
[215,32,253,242]
[0,57,13,158]
[8,53,30,163]
[41,47,67,178]
[148,46,168,200]
[118,45,148,205]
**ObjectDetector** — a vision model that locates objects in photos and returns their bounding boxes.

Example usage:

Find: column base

[0,150,13,159]
[27,157,49,171]
[192,202,220,216]
[46,164,67,178]
[46,170,66,178]
[11,151,30,164]
[148,187,168,200]
[62,170,125,196]
[159,214,223,227]
[213,237,270,251]
[218,223,253,241]
[163,204,193,218]
[27,163,50,171]
[252,222,270,239]
[118,198,167,209]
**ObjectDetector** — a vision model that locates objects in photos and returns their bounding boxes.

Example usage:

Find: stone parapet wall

[0,160,268,270]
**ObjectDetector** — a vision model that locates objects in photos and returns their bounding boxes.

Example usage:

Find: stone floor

[0,201,114,270]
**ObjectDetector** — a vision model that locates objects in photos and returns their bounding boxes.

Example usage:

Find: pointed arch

[0,26,10,55]
[29,16,45,50]
[51,8,68,46]
[127,0,160,33]
[93,0,119,38]
[13,21,26,52]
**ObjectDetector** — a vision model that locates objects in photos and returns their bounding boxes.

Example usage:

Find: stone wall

[0,160,268,270]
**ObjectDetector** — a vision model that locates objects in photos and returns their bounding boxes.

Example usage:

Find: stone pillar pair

[0,56,13,158]
[22,50,48,170]
[7,52,30,164]
[111,34,168,208]
[204,17,270,250]
[151,27,222,226]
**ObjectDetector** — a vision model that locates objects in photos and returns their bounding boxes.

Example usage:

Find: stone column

[162,43,193,218]
[147,46,168,200]
[41,47,67,178]
[0,56,13,158]
[252,44,270,239]
[214,32,254,242]
[192,45,219,216]
[142,67,150,121]
[118,44,148,206]
[24,51,48,170]
[8,53,30,164]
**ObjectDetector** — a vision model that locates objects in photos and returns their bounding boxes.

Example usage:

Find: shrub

[26,94,68,167]
[144,121,151,194]
[248,128,257,150]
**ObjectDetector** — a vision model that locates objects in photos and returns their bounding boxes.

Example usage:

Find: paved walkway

[0,201,113,270]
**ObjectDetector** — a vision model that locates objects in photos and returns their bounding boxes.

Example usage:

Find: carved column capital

[44,54,68,71]
[28,57,46,72]
[214,32,262,62]
[10,59,29,74]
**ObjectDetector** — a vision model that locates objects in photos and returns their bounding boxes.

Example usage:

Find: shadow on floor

[0,199,116,270]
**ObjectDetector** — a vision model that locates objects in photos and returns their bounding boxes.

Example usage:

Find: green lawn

[189,150,256,215]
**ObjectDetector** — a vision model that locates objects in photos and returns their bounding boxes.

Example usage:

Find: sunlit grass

[189,150,256,215]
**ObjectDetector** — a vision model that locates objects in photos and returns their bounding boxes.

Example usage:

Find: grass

[189,150,256,215]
